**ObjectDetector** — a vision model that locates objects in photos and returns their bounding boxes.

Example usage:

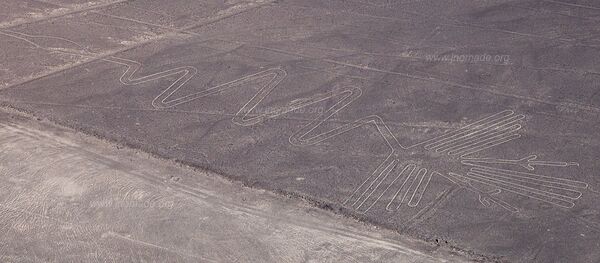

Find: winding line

[0,29,589,214]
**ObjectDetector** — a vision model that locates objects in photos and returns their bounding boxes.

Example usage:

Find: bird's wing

[459,164,588,208]
[417,110,524,158]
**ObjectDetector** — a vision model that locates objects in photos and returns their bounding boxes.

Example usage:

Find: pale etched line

[0,0,133,29]
[5,22,600,123]
[0,98,468,135]
[439,124,522,154]
[425,112,522,151]
[353,160,397,209]
[401,185,460,232]
[376,116,403,147]
[279,2,597,47]
[385,164,417,211]
[96,53,354,120]
[9,2,583,113]
[421,111,516,148]
[2,23,588,214]
[382,5,586,46]
[462,155,579,171]
[447,126,522,156]
[468,169,582,199]
[110,58,199,109]
[430,121,517,153]
[234,70,310,125]
[343,155,394,206]
[282,2,600,78]
[450,19,577,43]
[433,121,522,154]
[475,189,515,212]
[528,159,580,169]
[443,173,519,213]
[408,170,435,207]
[543,0,600,11]
[430,114,524,153]
[364,163,414,213]
[0,34,145,90]
[468,170,584,199]
[351,162,397,209]
[2,29,371,139]
[120,4,179,19]
[109,57,291,115]
[323,111,526,213]
[513,3,600,24]
[247,43,600,113]
[401,168,427,205]
[464,172,577,208]
[386,164,418,211]
[104,231,215,261]
[466,168,587,202]
[295,41,600,75]
[420,110,515,149]
[290,113,401,158]
[468,166,588,189]
[230,79,382,148]
[0,1,275,91]
[458,134,521,158]
[9,42,438,214]
[0,30,43,48]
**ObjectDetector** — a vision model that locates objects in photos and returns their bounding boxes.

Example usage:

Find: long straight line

[0,1,275,91]
[0,0,134,29]
[3,0,600,115]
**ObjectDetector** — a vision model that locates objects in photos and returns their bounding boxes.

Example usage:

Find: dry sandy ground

[0,109,464,262]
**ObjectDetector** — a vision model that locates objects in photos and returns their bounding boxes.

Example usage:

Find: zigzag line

[4,29,574,214]
[106,54,408,151]
[114,61,531,214]
[0,29,414,213]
